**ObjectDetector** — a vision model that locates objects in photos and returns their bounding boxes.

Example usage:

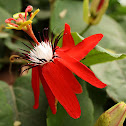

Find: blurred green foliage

[0,0,126,126]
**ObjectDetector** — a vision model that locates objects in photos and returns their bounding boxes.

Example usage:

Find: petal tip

[72,111,81,119]
[52,110,57,115]
[64,23,70,31]
[99,83,107,89]
[33,104,39,109]
[97,33,104,39]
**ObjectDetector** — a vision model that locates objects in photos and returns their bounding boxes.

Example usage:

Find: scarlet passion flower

[5,6,107,119]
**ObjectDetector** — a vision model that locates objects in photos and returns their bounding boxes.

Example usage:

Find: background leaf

[50,0,126,54]
[91,59,126,103]
[50,1,87,34]
[0,7,11,25]
[13,72,48,126]
[0,72,48,126]
[87,84,107,123]
[0,81,14,126]
[0,0,21,14]
[84,15,126,53]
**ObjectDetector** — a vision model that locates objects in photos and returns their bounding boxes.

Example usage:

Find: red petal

[42,61,81,119]
[55,60,82,94]
[56,50,107,88]
[38,66,57,114]
[62,23,75,50]
[66,34,103,61]
[32,66,40,109]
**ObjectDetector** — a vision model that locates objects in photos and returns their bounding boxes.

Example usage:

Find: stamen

[19,14,25,22]
[19,48,30,53]
[13,12,26,19]
[52,55,59,59]
[35,57,47,63]
[21,53,30,58]
[6,24,18,29]
[25,5,33,20]
[21,65,38,75]
[5,18,18,27]
[29,9,40,21]
[30,12,33,18]
[51,26,56,44]
[51,32,54,44]
[53,31,64,49]
[18,20,32,30]
[25,36,35,47]
[21,42,32,50]
[43,28,49,43]
[38,32,42,42]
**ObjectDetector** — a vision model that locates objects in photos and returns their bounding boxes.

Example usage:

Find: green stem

[80,24,91,36]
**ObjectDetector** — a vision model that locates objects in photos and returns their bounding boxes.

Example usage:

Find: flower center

[29,42,53,65]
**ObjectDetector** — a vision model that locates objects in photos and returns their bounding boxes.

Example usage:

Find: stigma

[29,42,54,65]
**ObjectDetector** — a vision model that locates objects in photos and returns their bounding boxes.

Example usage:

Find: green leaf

[83,45,126,66]
[0,72,48,126]
[0,81,14,126]
[0,0,21,14]
[91,58,126,103]
[47,77,94,126]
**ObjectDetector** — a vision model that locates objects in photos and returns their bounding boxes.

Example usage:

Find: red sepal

[42,61,81,119]
[55,60,82,94]
[32,66,40,109]
[56,50,107,89]
[62,23,75,50]
[38,66,57,114]
[66,34,103,61]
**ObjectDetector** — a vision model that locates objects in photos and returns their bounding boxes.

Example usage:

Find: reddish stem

[24,25,39,45]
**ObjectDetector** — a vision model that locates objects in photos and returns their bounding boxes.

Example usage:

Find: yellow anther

[17,20,32,30]
[16,20,23,25]
[13,12,27,19]
[29,9,40,21]
[6,24,18,30]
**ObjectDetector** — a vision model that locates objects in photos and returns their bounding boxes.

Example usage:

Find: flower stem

[80,24,91,36]
[24,25,39,45]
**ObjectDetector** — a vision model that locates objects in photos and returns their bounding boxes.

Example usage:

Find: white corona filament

[29,42,53,64]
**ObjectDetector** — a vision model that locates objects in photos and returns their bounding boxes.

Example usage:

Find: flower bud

[83,0,109,25]
[90,0,109,24]
[94,102,126,126]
